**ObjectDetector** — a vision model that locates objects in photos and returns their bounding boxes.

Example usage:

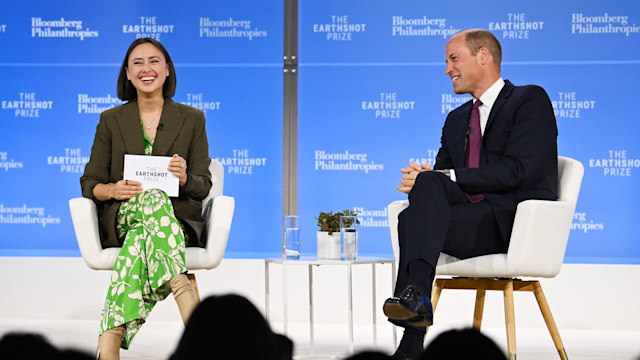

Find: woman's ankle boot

[96,325,124,360]
[170,273,199,325]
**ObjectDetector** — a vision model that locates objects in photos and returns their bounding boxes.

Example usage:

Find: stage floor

[0,319,638,359]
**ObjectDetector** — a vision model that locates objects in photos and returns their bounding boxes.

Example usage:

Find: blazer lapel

[152,99,185,156]
[116,101,145,155]
[485,80,514,134]
[453,101,472,168]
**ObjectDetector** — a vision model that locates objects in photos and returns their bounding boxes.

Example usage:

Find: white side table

[264,256,397,356]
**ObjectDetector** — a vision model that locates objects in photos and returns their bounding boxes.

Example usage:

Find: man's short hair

[458,29,502,70]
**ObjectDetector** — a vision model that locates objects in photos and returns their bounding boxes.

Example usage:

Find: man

[383,29,558,359]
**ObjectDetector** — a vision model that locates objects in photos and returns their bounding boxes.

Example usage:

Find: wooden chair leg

[186,273,201,302]
[424,279,445,340]
[503,280,517,360]
[431,279,445,311]
[532,282,568,360]
[473,289,486,330]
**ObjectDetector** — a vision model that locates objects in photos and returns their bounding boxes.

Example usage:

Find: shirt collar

[475,77,505,111]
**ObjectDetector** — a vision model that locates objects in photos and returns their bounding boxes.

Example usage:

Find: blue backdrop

[0,0,283,257]
[296,0,640,264]
[1,0,638,264]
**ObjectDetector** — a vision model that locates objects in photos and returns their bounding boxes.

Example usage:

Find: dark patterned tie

[464,100,485,203]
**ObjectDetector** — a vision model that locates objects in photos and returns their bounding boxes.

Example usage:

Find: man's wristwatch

[442,169,452,178]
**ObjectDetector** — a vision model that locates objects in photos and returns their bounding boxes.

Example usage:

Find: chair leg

[424,279,444,340]
[186,273,200,302]
[473,289,486,330]
[503,280,517,360]
[532,281,568,360]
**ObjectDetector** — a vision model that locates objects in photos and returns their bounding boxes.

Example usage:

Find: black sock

[407,259,434,296]
[397,326,426,358]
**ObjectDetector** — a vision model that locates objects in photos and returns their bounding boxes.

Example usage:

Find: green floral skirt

[99,189,187,349]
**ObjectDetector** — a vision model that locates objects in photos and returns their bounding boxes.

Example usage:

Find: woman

[80,37,211,359]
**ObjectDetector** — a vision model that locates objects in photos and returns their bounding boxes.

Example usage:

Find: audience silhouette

[419,328,506,360]
[170,294,293,360]
[1,301,510,360]
[345,350,392,359]
[0,332,92,360]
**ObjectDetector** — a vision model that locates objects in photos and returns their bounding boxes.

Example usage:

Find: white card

[123,154,179,197]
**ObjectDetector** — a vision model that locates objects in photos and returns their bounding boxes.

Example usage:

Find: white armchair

[69,159,235,300]
[388,156,584,360]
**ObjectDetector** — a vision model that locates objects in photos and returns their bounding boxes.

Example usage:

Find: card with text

[123,154,179,197]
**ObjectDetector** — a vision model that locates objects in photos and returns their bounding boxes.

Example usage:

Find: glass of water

[283,215,300,260]
[340,215,358,260]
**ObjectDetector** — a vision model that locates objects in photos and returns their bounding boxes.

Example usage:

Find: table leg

[265,261,270,322]
[309,264,315,355]
[347,262,354,354]
[283,262,288,336]
[372,263,377,347]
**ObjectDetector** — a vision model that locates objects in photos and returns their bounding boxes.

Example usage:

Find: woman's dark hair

[117,37,177,101]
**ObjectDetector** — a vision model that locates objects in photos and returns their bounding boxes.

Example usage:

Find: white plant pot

[317,231,341,259]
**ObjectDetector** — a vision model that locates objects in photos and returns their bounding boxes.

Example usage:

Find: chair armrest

[197,195,234,269]
[201,159,224,211]
[68,197,104,269]
[388,200,409,261]
[506,199,575,277]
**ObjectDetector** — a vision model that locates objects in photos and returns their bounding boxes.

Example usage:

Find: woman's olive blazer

[80,99,212,248]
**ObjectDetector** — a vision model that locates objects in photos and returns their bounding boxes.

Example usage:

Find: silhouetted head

[170,294,293,360]
[420,328,506,360]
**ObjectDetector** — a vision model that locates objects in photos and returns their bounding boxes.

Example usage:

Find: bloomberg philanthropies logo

[0,204,61,227]
[315,150,384,174]
[391,15,459,38]
[77,94,122,115]
[199,17,268,40]
[0,152,23,172]
[441,93,471,114]
[571,212,604,234]
[352,206,388,228]
[572,13,640,36]
[31,17,98,40]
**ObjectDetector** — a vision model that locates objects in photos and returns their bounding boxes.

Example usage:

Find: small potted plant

[315,209,358,259]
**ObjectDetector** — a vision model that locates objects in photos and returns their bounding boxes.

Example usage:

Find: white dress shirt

[477,77,505,135]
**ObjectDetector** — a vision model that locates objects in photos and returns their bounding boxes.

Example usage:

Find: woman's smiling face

[125,43,169,98]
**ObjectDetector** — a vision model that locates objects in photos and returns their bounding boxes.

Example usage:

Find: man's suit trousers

[395,171,508,296]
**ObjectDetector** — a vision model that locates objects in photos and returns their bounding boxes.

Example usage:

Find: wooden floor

[0,319,638,360]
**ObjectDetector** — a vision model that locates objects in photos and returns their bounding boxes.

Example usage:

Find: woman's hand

[168,154,188,187]
[93,180,143,202]
[111,179,143,200]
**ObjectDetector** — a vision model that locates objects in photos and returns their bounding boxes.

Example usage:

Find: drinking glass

[283,215,300,259]
[340,215,358,260]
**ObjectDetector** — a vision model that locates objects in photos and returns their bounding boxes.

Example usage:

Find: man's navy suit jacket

[433,80,558,244]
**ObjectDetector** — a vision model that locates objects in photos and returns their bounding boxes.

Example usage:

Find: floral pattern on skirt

[99,189,187,349]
